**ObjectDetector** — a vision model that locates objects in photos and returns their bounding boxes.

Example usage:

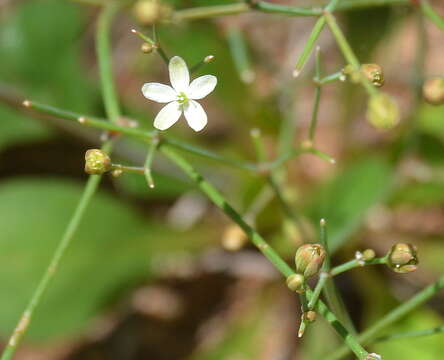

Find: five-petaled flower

[142,56,217,132]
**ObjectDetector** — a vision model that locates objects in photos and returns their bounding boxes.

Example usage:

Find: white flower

[142,56,217,132]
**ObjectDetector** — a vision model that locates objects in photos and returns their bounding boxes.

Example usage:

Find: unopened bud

[295,243,326,278]
[365,353,382,360]
[141,42,154,54]
[84,149,111,175]
[221,224,248,251]
[302,310,316,323]
[112,169,123,178]
[387,243,418,274]
[366,93,400,130]
[423,77,444,105]
[361,64,384,88]
[286,274,305,293]
[362,249,376,261]
[204,55,215,64]
[133,0,172,25]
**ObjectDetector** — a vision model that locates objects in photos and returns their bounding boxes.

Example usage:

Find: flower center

[177,92,189,105]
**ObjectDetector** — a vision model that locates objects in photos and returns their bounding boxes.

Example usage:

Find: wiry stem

[420,0,444,31]
[159,145,371,359]
[0,2,122,359]
[374,325,444,343]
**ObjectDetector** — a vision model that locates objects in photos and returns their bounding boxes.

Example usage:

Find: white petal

[142,83,177,103]
[187,75,217,100]
[153,101,182,131]
[169,56,190,92]
[184,100,207,132]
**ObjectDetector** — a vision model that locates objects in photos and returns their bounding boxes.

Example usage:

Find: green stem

[111,163,145,174]
[420,0,444,31]
[144,132,159,188]
[190,55,215,74]
[319,71,345,85]
[159,145,370,359]
[323,11,377,96]
[373,325,444,343]
[325,275,444,360]
[293,0,340,77]
[21,101,257,172]
[0,3,122,359]
[330,257,387,276]
[309,47,322,141]
[227,25,255,83]
[96,1,122,123]
[172,1,411,22]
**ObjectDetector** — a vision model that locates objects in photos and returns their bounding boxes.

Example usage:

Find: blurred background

[0,0,443,359]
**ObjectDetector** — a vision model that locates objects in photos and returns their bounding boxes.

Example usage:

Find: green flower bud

[303,310,317,323]
[286,274,305,293]
[295,243,326,278]
[84,149,111,175]
[362,249,376,261]
[221,224,248,251]
[141,42,154,54]
[361,64,384,88]
[423,77,444,105]
[387,243,418,274]
[366,93,400,130]
[133,0,172,25]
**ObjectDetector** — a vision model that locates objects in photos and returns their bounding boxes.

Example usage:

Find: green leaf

[0,178,204,341]
[308,157,393,252]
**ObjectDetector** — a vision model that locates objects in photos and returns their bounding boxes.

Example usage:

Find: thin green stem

[373,325,444,343]
[324,11,377,96]
[293,0,341,77]
[420,0,444,31]
[96,1,122,123]
[330,257,387,276]
[326,275,444,360]
[172,1,412,22]
[0,3,121,359]
[309,47,322,141]
[159,145,370,359]
[308,272,330,309]
[131,28,169,65]
[190,55,215,74]
[21,100,257,172]
[319,71,345,85]
[144,132,160,188]
[111,163,145,175]
[227,25,255,83]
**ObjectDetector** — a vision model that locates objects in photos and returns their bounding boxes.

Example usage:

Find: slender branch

[0,3,122,359]
[420,0,444,31]
[159,145,371,359]
[325,275,444,360]
[190,55,215,74]
[131,28,169,64]
[227,25,255,83]
[330,257,386,276]
[144,132,160,188]
[96,1,122,123]
[373,325,444,343]
[293,0,340,77]
[309,47,322,141]
[324,11,377,95]
[172,1,411,22]
[319,71,345,85]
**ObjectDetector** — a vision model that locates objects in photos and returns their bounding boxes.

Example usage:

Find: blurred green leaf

[391,182,444,207]
[417,104,444,142]
[308,157,393,252]
[0,178,204,341]
[0,0,98,112]
[0,105,52,151]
